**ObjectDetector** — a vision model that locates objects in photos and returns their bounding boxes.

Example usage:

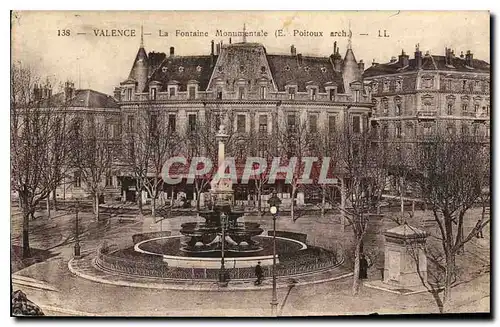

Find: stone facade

[363,46,490,140]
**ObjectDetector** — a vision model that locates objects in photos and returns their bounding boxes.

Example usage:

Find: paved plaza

[10,203,490,316]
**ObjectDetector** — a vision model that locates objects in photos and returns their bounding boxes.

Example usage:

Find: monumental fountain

[90,121,342,283]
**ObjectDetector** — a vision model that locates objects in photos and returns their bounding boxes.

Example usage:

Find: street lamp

[74,199,81,259]
[267,190,282,317]
[218,211,229,287]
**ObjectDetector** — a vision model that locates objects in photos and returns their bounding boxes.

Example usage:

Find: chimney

[113,87,121,101]
[415,44,422,69]
[33,83,41,101]
[290,45,296,56]
[64,81,74,102]
[398,49,409,67]
[445,47,454,66]
[390,56,397,63]
[465,50,473,67]
[333,41,337,55]
[358,60,365,72]
[297,53,303,66]
[210,40,215,67]
[169,46,175,57]
[372,59,379,67]
[460,51,464,58]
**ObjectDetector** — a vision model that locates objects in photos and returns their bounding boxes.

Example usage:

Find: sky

[11,11,490,95]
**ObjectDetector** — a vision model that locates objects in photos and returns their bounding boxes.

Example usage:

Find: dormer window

[260,66,266,73]
[372,82,379,93]
[126,88,132,101]
[150,88,157,100]
[309,87,317,100]
[259,86,266,99]
[239,65,245,73]
[383,80,390,92]
[162,66,168,73]
[285,66,290,71]
[196,65,202,72]
[321,67,327,73]
[216,86,223,100]
[238,86,245,100]
[396,80,402,92]
[188,86,196,100]
[287,86,297,100]
[218,66,224,73]
[304,66,310,72]
[178,66,184,73]
[169,87,176,97]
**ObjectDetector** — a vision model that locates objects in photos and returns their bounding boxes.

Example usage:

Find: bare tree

[407,132,490,311]
[275,116,313,222]
[314,121,389,295]
[142,112,181,218]
[10,63,69,257]
[72,114,114,221]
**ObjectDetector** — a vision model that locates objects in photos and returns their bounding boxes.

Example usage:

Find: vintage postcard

[10,10,490,317]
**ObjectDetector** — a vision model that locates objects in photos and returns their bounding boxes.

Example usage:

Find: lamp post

[74,199,81,259]
[218,211,229,287]
[268,190,281,317]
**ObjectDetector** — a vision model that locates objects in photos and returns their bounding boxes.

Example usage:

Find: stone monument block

[383,224,428,288]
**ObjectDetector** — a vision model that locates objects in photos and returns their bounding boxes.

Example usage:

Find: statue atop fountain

[180,121,263,254]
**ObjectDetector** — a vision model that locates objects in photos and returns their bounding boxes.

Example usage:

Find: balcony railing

[416,111,438,118]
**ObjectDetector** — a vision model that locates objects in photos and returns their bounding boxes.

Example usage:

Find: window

[461,124,469,135]
[447,125,455,135]
[73,171,81,188]
[150,88,157,100]
[310,88,317,100]
[127,88,132,101]
[168,114,176,132]
[260,66,266,73]
[396,80,402,92]
[288,87,296,100]
[474,104,480,113]
[328,115,336,135]
[237,114,246,133]
[188,86,196,100]
[372,82,379,93]
[352,115,361,133]
[149,114,158,134]
[395,124,402,138]
[169,87,176,97]
[395,103,401,116]
[106,175,113,187]
[462,80,467,91]
[238,86,245,100]
[214,114,221,130]
[287,115,296,133]
[329,89,336,101]
[383,81,390,92]
[188,114,196,132]
[382,98,389,114]
[259,86,266,99]
[462,103,468,112]
[423,125,433,136]
[309,115,318,133]
[216,86,223,100]
[128,142,135,158]
[258,141,267,157]
[259,115,268,133]
[127,115,135,132]
[447,103,453,115]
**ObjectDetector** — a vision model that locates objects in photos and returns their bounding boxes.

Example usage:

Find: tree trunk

[52,190,58,211]
[20,195,31,258]
[257,189,262,216]
[352,238,362,295]
[46,196,51,218]
[321,186,326,219]
[151,196,156,219]
[290,186,296,222]
[443,253,455,310]
[95,193,100,221]
[137,191,143,215]
[340,180,346,232]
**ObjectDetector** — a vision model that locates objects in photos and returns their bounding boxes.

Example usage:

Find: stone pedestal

[383,224,428,288]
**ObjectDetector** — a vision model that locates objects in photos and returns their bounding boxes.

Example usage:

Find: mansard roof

[363,54,490,78]
[39,89,118,109]
[148,55,217,92]
[266,54,345,93]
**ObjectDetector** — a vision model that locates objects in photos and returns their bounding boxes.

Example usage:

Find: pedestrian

[475,219,484,238]
[254,261,263,285]
[359,254,369,280]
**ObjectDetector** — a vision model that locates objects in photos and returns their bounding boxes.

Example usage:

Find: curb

[68,258,352,292]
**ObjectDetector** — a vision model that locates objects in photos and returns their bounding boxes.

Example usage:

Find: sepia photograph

[10,10,490,317]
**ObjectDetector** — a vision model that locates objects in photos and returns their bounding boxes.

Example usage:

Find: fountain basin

[134,235,307,269]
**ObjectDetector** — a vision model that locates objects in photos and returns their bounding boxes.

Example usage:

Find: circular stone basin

[135,235,307,269]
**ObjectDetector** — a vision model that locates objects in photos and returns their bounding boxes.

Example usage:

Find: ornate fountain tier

[179,209,264,254]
